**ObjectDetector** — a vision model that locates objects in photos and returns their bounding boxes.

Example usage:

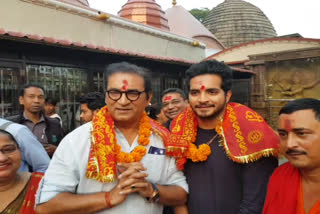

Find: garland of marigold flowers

[115,112,152,163]
[169,107,224,165]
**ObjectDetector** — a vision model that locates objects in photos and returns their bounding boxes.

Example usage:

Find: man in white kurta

[36,62,188,214]
[37,123,188,214]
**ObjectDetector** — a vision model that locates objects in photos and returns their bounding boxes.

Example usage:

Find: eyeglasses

[0,145,18,155]
[162,99,184,108]
[107,89,145,102]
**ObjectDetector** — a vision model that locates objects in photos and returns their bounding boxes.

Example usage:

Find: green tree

[189,8,210,23]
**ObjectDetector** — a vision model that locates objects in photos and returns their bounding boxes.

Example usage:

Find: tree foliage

[189,8,210,23]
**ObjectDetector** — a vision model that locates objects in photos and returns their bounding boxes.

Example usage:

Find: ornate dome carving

[203,0,277,48]
[118,0,169,31]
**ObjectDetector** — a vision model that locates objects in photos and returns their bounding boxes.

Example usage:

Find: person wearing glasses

[36,62,188,214]
[0,129,43,214]
[161,88,188,130]
[79,92,105,123]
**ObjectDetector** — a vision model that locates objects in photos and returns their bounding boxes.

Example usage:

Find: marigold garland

[86,106,152,182]
[115,112,151,163]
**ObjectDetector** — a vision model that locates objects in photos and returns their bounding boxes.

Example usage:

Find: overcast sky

[87,0,320,39]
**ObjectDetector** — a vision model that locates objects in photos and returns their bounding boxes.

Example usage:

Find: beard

[191,97,227,121]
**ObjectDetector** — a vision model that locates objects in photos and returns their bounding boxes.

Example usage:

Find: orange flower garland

[115,112,152,163]
[185,143,212,162]
[87,106,152,182]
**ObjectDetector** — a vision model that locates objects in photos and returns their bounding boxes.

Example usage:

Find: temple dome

[203,0,277,48]
[165,5,224,53]
[118,0,170,31]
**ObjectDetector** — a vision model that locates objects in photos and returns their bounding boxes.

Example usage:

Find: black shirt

[185,128,278,214]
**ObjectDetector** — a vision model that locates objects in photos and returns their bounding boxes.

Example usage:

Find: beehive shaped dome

[203,0,277,48]
[118,0,170,31]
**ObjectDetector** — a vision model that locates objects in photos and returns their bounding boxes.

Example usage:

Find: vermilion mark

[200,85,206,91]
[284,119,292,131]
[122,80,128,91]
[164,96,172,101]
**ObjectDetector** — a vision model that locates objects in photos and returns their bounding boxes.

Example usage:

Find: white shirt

[36,122,188,214]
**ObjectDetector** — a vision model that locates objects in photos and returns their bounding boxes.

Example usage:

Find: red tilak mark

[200,85,206,91]
[122,80,128,91]
[164,96,172,101]
[284,119,292,131]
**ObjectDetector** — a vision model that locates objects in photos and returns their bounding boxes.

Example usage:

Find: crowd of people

[0,60,319,214]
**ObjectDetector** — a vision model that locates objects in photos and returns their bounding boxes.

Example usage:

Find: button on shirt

[22,112,48,145]
[36,122,188,214]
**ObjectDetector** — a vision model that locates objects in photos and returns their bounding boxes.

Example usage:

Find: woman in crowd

[0,129,43,214]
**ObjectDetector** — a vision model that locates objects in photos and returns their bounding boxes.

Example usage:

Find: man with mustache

[263,98,320,214]
[11,84,64,157]
[167,60,279,214]
[161,88,188,130]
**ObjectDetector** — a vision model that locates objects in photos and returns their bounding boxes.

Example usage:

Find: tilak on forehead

[196,80,206,90]
[122,80,129,91]
[164,96,172,102]
[284,119,292,131]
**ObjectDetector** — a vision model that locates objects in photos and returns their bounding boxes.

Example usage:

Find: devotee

[167,60,279,214]
[263,98,320,214]
[35,62,188,214]
[0,118,49,172]
[79,91,105,123]
[161,88,188,129]
[0,129,43,214]
[44,97,62,126]
[11,84,64,157]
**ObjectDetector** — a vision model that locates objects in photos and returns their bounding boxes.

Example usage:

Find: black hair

[79,92,106,111]
[45,97,58,106]
[279,98,320,121]
[0,129,19,148]
[185,59,233,93]
[104,62,152,99]
[147,103,162,120]
[161,88,187,100]
[20,83,45,96]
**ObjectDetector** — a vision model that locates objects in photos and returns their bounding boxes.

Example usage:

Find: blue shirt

[0,118,50,172]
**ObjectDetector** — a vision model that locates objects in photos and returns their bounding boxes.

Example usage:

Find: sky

[87,0,320,39]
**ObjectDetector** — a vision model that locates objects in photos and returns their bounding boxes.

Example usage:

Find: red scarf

[20,172,44,214]
[263,163,300,213]
[167,102,280,169]
[264,163,320,214]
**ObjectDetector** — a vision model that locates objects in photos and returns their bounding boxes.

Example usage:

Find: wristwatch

[146,183,160,203]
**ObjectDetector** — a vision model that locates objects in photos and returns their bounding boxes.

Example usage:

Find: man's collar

[23,111,45,123]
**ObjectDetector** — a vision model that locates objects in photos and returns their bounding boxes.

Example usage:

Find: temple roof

[56,0,89,7]
[118,0,169,31]
[165,5,223,48]
[203,0,277,48]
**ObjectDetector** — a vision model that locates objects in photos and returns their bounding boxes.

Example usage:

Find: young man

[263,98,320,214]
[45,97,62,126]
[167,60,279,214]
[79,92,105,123]
[11,84,64,157]
[161,88,188,129]
[36,62,188,214]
